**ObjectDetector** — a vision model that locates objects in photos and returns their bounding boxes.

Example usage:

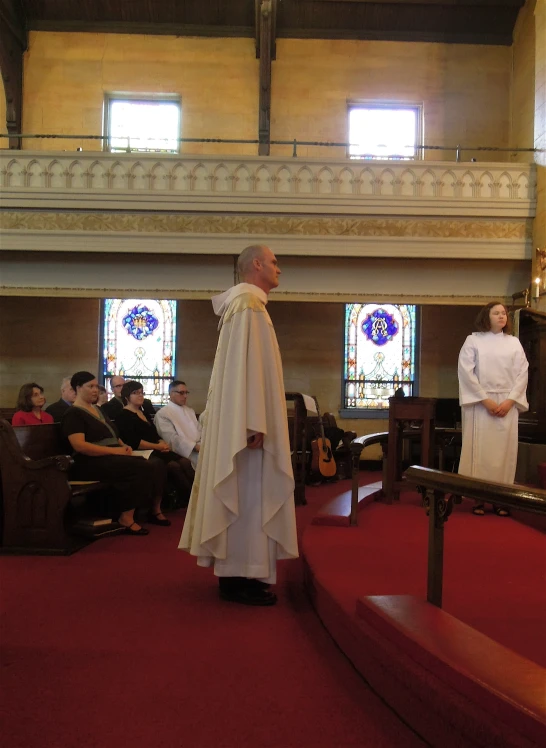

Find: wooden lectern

[384,396,436,503]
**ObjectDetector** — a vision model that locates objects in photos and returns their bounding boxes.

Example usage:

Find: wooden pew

[0,420,122,555]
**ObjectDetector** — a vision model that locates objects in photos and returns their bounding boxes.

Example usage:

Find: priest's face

[256,247,281,291]
[489,304,507,333]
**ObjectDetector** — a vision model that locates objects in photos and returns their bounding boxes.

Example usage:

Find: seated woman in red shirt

[12,383,54,426]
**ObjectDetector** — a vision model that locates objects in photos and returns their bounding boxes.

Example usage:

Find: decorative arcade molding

[0,152,536,218]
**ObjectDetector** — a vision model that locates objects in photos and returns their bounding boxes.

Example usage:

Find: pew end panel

[0,420,116,555]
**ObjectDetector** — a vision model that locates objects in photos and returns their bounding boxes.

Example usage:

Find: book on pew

[131,449,153,460]
[74,517,113,527]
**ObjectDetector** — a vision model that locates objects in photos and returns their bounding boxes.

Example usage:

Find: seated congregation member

[102,375,155,422]
[45,376,76,422]
[97,385,108,407]
[116,381,195,519]
[12,383,54,426]
[155,381,202,469]
[61,371,155,536]
[100,375,126,420]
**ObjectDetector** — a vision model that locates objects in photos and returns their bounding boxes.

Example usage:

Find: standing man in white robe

[179,245,298,606]
[155,381,202,469]
[458,302,529,516]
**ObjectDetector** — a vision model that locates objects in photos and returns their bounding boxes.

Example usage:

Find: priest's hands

[481,398,515,417]
[247,433,264,449]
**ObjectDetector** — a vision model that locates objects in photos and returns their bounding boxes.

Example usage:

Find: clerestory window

[348,102,422,160]
[104,94,181,153]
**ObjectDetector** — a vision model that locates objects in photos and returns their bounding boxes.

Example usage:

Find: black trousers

[71,455,155,513]
[149,450,194,502]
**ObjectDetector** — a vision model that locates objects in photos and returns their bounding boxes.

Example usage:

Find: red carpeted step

[357,595,546,746]
[311,481,383,526]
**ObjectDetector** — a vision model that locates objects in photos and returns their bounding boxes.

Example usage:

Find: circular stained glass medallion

[361,308,399,346]
[122,304,159,341]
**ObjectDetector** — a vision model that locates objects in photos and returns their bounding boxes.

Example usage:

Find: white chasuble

[179,283,298,580]
[458,332,529,485]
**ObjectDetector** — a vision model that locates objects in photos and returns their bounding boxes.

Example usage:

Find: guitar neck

[313,397,327,441]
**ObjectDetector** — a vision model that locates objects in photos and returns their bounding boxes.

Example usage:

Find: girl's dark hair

[70,371,96,391]
[98,385,107,394]
[121,380,144,405]
[16,382,44,412]
[475,302,512,334]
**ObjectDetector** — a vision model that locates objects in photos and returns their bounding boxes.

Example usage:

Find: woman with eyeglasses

[12,383,54,426]
[61,371,155,535]
[115,381,195,517]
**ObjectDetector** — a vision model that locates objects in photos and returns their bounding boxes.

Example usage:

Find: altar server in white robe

[458,302,529,516]
[155,381,202,469]
[179,245,298,606]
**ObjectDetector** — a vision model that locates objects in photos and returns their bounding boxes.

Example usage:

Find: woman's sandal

[147,512,171,527]
[494,506,511,517]
[472,504,485,515]
[120,521,150,536]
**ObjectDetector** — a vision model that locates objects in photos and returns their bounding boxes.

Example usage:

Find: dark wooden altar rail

[404,466,546,608]
[348,428,461,525]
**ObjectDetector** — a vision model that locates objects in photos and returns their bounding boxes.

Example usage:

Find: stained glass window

[102,299,177,404]
[344,303,417,410]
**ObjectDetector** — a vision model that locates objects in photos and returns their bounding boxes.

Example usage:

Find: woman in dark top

[61,371,155,536]
[117,381,194,512]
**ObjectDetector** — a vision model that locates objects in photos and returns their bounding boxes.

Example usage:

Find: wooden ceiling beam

[312,0,523,5]
[0,1,27,149]
[255,0,277,157]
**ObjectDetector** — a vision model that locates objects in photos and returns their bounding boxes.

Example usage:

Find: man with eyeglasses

[179,245,298,607]
[155,380,202,469]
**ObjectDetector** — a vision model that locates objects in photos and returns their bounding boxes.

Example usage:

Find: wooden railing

[348,427,462,525]
[405,466,546,608]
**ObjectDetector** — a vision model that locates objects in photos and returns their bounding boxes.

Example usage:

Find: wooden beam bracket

[255,0,277,156]
[0,1,27,149]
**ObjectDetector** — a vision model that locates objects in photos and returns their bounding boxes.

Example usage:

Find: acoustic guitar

[310,401,337,478]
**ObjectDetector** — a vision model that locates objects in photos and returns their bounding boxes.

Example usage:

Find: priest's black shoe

[219,578,276,606]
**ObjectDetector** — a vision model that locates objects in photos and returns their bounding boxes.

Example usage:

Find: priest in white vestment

[179,245,298,606]
[458,302,528,515]
[155,381,202,469]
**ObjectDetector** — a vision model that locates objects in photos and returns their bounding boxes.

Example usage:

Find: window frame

[346,100,424,161]
[103,93,181,154]
[339,303,420,420]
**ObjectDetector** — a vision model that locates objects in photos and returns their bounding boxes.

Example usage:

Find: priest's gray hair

[237,245,268,279]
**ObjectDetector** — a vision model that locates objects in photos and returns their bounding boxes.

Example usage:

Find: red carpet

[0,476,425,748]
[303,484,546,667]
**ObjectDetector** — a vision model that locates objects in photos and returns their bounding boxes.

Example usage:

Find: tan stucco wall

[10,30,512,159]
[0,297,100,407]
[21,32,258,154]
[511,0,536,162]
[271,39,512,160]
